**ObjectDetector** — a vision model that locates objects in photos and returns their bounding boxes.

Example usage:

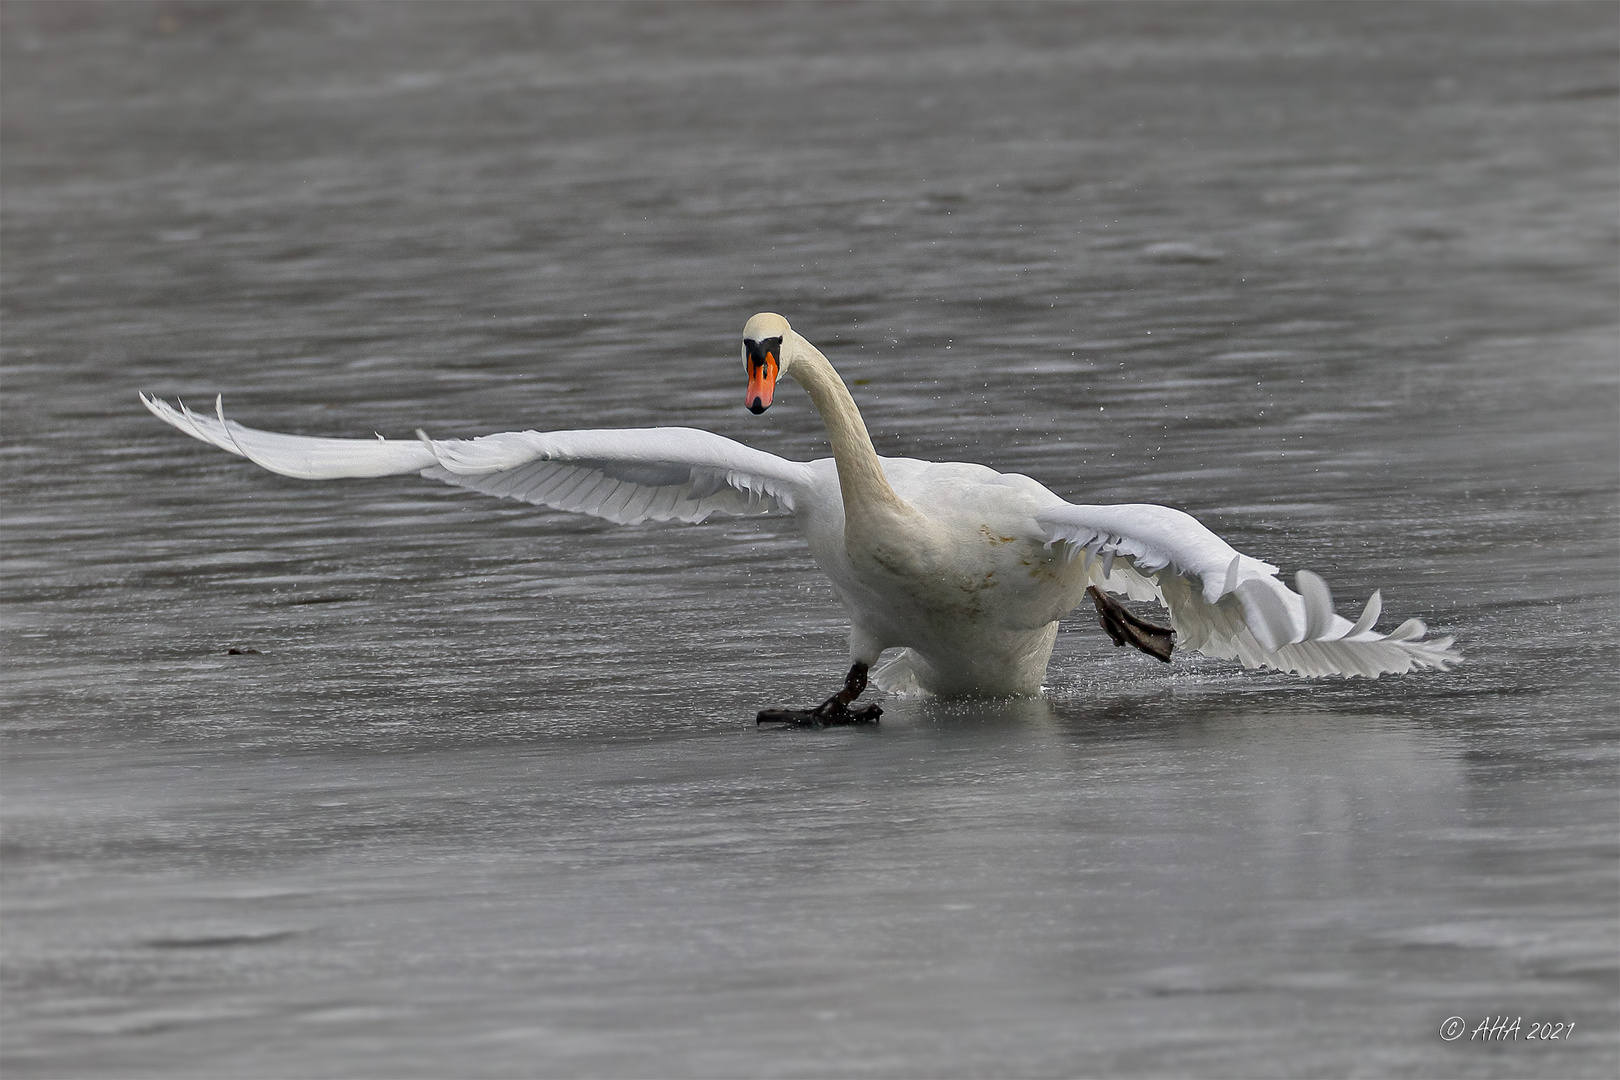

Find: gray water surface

[3,3,1617,1077]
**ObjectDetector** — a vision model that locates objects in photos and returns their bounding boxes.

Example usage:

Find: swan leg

[756,662,882,727]
[816,661,873,716]
[1087,585,1174,663]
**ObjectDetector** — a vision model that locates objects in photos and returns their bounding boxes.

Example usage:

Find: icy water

[3,3,1617,1077]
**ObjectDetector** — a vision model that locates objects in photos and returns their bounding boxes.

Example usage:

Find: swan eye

[744,336,783,372]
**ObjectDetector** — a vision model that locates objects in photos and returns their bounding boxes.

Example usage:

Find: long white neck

[786,332,912,524]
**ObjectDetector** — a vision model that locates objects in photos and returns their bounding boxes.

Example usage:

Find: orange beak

[745,343,779,414]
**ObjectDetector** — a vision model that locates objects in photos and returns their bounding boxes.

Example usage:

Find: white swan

[142,312,1459,720]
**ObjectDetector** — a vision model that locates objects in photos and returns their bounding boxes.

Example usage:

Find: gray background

[3,2,1616,1077]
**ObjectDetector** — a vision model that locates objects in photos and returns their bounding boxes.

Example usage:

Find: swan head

[742,312,792,414]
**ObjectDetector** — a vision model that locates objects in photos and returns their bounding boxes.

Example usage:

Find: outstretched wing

[1035,502,1460,678]
[141,394,815,524]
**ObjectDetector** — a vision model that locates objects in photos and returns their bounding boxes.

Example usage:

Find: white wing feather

[1036,502,1460,678]
[141,394,814,524]
[143,394,1459,679]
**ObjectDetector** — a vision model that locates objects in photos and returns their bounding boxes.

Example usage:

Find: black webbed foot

[1088,585,1175,662]
[755,703,882,728]
[756,661,881,726]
